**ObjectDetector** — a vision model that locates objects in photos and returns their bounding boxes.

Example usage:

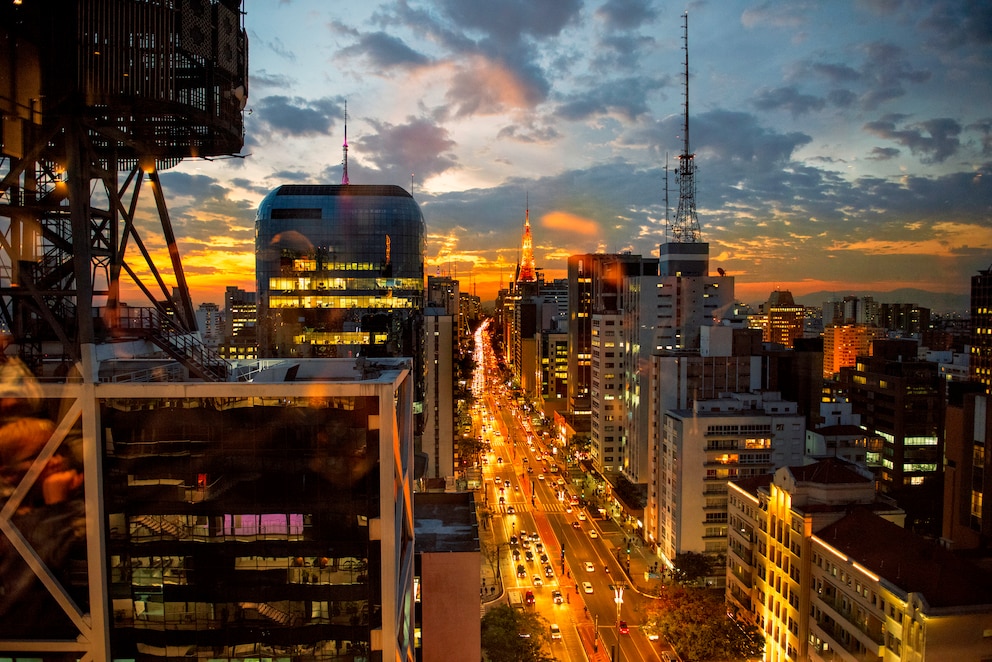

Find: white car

[583,581,593,594]
[577,511,586,521]
[584,561,595,572]
[588,530,598,539]
[550,623,562,640]
[538,474,545,481]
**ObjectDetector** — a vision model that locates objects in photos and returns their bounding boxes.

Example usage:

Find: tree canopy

[643,587,763,662]
[481,604,555,662]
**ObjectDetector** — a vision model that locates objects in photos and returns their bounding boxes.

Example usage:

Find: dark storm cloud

[919,0,992,50]
[858,41,931,109]
[249,70,296,91]
[692,110,813,164]
[338,31,431,68]
[970,119,992,156]
[864,115,962,164]
[866,146,901,160]
[595,0,660,30]
[252,95,342,138]
[496,123,562,143]
[556,76,668,122]
[359,117,459,183]
[752,86,827,117]
[827,89,858,108]
[591,34,657,72]
[433,0,582,43]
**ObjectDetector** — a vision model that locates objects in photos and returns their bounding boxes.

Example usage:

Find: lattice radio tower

[672,12,701,244]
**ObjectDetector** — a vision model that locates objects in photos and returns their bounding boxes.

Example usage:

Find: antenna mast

[341,101,350,185]
[672,12,701,243]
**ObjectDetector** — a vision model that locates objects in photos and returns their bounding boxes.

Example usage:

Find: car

[552,589,563,604]
[544,565,554,578]
[525,590,535,605]
[494,477,501,485]
[527,467,534,474]
[532,575,543,587]
[584,561,595,572]
[550,623,562,640]
[522,457,528,463]
[509,535,518,546]
[535,542,544,552]
[588,529,598,539]
[525,550,535,563]
[582,581,593,594]
[521,539,531,549]
[517,564,526,578]
[507,505,515,514]
[572,521,581,528]
[539,553,549,564]
[496,457,503,464]
[618,620,629,634]
[538,474,545,481]
[577,511,587,521]
[647,632,660,641]
[512,549,521,561]
[661,653,674,662]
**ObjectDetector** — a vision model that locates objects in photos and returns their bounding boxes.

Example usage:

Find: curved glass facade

[256,185,426,362]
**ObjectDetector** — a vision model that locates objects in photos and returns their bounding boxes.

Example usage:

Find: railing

[108,306,230,381]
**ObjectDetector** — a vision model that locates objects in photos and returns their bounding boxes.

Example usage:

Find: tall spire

[341,101,350,185]
[672,12,701,243]
[518,199,536,283]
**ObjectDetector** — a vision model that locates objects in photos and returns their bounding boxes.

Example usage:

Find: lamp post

[613,580,625,661]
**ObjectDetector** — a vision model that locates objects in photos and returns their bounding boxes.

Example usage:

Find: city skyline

[145,0,989,309]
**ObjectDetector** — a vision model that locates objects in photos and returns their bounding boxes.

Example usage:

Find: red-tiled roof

[788,457,870,484]
[817,508,992,608]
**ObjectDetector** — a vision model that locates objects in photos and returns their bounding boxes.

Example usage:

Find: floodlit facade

[727,458,992,662]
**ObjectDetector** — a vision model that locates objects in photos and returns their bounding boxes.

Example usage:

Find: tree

[481,604,554,662]
[672,551,716,585]
[644,587,763,662]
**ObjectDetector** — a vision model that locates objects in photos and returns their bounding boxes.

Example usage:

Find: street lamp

[613,581,625,661]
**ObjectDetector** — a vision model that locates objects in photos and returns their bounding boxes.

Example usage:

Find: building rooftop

[787,457,870,485]
[818,508,992,609]
[813,424,869,437]
[414,492,479,554]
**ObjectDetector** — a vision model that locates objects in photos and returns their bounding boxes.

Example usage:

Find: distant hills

[762,289,969,315]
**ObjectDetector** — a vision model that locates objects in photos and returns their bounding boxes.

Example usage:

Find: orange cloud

[540,211,600,236]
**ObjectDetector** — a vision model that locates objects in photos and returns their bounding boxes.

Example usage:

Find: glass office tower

[256,184,426,429]
[255,185,425,362]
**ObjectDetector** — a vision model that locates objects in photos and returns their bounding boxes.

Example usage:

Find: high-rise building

[424,308,455,483]
[941,383,991,549]
[838,338,944,534]
[196,302,224,350]
[255,184,426,418]
[822,323,887,379]
[220,285,258,360]
[657,392,805,563]
[970,264,992,391]
[764,289,805,348]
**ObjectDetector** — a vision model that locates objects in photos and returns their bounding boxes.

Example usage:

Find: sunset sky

[156,0,992,309]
